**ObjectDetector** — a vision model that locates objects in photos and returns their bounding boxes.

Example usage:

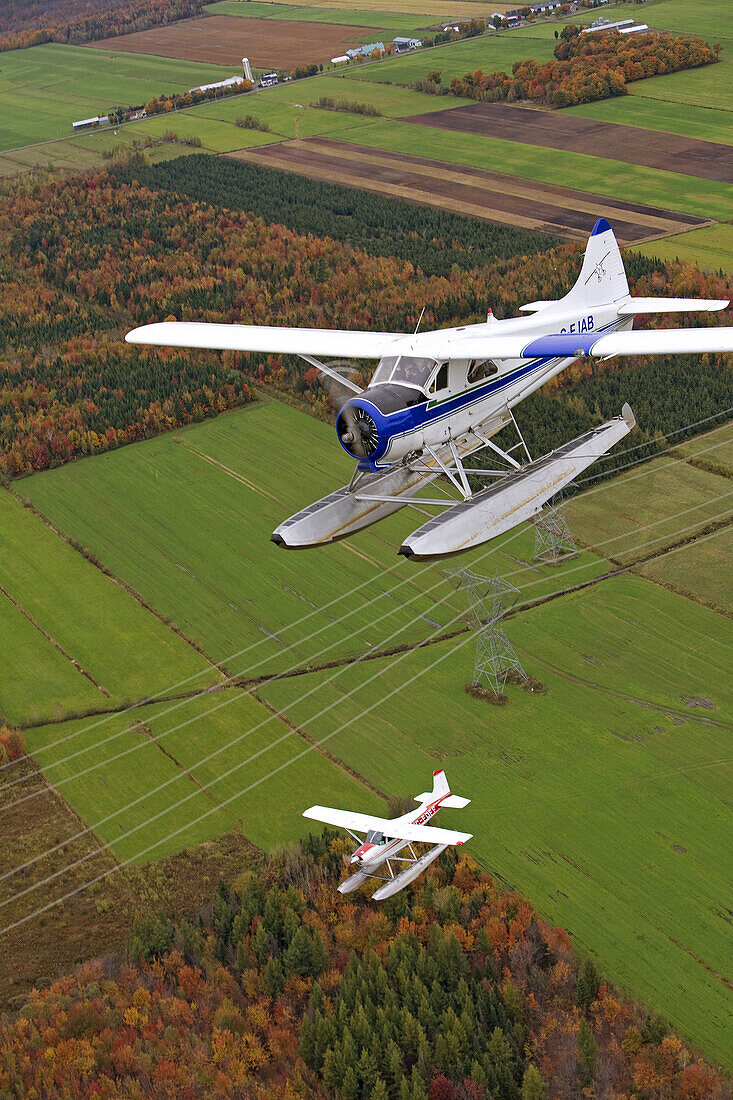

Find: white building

[189,75,246,95]
[242,57,253,83]
[72,115,109,131]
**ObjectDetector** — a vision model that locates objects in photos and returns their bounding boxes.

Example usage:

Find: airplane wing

[126,321,406,359]
[303,806,472,845]
[431,325,733,362]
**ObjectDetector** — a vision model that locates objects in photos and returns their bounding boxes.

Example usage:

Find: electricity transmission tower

[444,568,528,694]
[534,496,577,564]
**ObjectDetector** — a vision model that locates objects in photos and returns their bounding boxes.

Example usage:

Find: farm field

[207,1,433,33]
[24,690,386,863]
[405,101,733,182]
[566,432,733,570]
[0,43,236,152]
[565,97,733,147]
[0,490,219,728]
[309,120,733,222]
[229,0,517,15]
[183,74,464,145]
[230,135,706,242]
[84,14,386,69]
[347,28,557,85]
[257,574,733,1067]
[641,0,733,50]
[632,222,733,274]
[18,401,609,679]
[629,61,733,113]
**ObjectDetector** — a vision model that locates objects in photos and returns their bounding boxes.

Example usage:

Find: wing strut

[298,354,363,395]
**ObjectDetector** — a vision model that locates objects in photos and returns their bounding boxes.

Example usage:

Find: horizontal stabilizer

[399,408,634,561]
[372,845,449,901]
[303,805,472,846]
[617,297,729,315]
[442,794,471,809]
[126,321,405,359]
[518,300,557,313]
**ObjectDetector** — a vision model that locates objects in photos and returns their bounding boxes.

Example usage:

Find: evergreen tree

[577,1019,597,1087]
[521,1064,547,1100]
[263,955,284,998]
[576,956,601,1012]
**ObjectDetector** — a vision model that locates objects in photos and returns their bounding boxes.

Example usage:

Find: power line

[3,494,731,927]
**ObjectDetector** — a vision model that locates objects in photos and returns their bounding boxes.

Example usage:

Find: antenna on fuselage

[414,306,426,335]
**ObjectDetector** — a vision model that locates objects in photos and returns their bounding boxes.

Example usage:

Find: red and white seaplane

[303,769,471,900]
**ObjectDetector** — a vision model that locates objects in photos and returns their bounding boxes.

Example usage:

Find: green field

[318,118,733,222]
[19,401,608,678]
[641,0,733,50]
[182,73,463,143]
[566,96,733,145]
[347,28,556,85]
[258,575,733,1067]
[208,0,433,32]
[567,443,733,566]
[629,60,733,112]
[0,491,219,727]
[24,691,386,862]
[632,222,733,274]
[15,395,733,1065]
[0,43,237,151]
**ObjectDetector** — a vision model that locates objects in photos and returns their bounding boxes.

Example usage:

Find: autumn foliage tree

[447,28,718,108]
[0,839,729,1098]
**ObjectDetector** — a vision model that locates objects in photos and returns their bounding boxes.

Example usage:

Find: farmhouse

[393,36,422,51]
[189,75,246,94]
[531,1,561,14]
[72,115,109,131]
[346,41,385,58]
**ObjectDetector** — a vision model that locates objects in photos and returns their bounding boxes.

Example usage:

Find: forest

[0,0,212,52]
[115,156,557,279]
[443,27,718,108]
[0,836,729,1099]
[0,162,730,478]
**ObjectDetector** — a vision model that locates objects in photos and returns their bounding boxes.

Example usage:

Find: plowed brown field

[405,103,733,183]
[84,14,382,68]
[228,137,708,243]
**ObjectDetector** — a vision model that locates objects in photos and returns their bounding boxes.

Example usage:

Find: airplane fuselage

[338,305,632,471]
[350,791,449,869]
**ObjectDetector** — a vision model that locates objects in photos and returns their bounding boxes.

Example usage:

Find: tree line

[115,155,557,279]
[0,163,729,478]
[0,0,212,51]
[439,26,718,108]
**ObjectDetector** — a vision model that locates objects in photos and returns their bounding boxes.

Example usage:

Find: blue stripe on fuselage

[351,317,625,469]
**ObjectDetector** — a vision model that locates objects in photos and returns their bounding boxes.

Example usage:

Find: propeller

[338,404,379,458]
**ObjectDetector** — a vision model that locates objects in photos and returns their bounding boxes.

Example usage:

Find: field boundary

[227,136,710,243]
[0,581,109,697]
[12,491,227,677]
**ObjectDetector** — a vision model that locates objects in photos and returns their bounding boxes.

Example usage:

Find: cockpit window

[428,362,449,394]
[371,355,437,390]
[467,359,499,384]
[365,829,386,845]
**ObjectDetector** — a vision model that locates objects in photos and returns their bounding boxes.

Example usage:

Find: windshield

[371,355,436,390]
[365,829,386,845]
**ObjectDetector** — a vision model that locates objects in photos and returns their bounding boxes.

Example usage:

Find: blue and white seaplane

[303,769,471,900]
[126,220,733,560]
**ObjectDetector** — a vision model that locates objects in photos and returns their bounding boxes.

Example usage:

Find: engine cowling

[337,402,380,460]
[336,386,425,468]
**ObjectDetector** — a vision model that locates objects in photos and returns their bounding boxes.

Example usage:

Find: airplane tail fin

[415,769,471,809]
[560,218,629,309]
